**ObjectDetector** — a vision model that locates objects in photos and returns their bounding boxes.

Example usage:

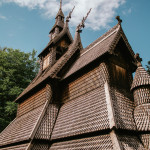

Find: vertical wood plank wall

[108,62,136,130]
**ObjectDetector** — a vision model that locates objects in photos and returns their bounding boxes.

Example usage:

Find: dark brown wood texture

[131,66,150,90]
[109,57,130,89]
[50,134,113,149]
[0,105,44,147]
[0,143,30,150]
[43,53,50,70]
[63,25,119,79]
[110,87,136,130]
[51,63,110,139]
[31,143,49,150]
[133,87,150,106]
[58,37,70,48]
[108,59,136,130]
[117,133,145,149]
[1,10,149,148]
[134,104,150,131]
[34,103,59,140]
[49,48,56,67]
[62,64,108,103]
[17,87,47,117]
[140,134,150,149]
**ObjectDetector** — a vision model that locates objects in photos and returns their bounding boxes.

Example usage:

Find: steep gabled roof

[63,23,135,79]
[16,29,81,102]
[38,23,73,57]
[0,105,44,147]
[0,143,31,150]
[131,66,150,90]
[0,84,53,148]
[51,87,110,140]
[16,23,136,102]
[49,1,65,34]
[55,8,64,19]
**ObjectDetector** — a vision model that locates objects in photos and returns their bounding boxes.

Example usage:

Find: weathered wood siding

[50,134,113,150]
[133,87,150,106]
[62,63,108,103]
[0,143,30,150]
[17,87,47,117]
[0,105,44,147]
[34,103,59,140]
[108,61,136,130]
[51,63,110,139]
[110,87,136,130]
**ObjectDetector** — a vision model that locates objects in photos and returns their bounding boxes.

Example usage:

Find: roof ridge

[16,31,82,102]
[81,24,120,54]
[29,87,52,140]
[63,24,121,79]
[81,25,120,57]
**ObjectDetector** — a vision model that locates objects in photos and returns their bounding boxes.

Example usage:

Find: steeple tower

[49,0,65,40]
[131,53,150,149]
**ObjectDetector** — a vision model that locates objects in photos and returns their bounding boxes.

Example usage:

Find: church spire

[55,0,64,19]
[49,0,65,40]
[60,0,62,10]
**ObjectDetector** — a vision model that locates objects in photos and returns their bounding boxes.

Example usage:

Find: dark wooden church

[0,1,150,150]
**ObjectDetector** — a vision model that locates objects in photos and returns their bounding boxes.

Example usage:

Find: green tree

[0,47,39,132]
[146,61,150,75]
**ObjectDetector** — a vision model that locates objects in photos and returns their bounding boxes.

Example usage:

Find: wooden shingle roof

[15,29,81,102]
[16,23,135,102]
[63,23,135,79]
[131,66,150,90]
[63,24,120,78]
[0,105,44,147]
[0,143,30,150]
[51,87,109,140]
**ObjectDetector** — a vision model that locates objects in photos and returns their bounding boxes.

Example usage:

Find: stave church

[0,1,150,149]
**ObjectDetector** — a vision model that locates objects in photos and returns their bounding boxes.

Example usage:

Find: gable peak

[116,16,122,24]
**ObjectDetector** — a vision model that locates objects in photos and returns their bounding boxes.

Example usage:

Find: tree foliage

[146,61,150,75]
[0,47,39,132]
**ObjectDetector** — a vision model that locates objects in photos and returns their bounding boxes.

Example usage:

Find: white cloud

[1,0,126,30]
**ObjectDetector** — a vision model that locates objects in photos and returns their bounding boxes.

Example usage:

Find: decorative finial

[60,0,62,9]
[66,6,75,22]
[134,53,142,67]
[76,8,92,32]
[116,16,122,24]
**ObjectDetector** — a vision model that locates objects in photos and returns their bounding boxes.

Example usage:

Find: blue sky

[0,0,150,69]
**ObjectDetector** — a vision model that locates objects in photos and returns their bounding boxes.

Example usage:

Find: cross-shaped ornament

[116,16,122,24]
[134,53,142,67]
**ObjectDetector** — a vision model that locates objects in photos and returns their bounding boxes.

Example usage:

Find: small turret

[131,53,150,149]
[131,53,150,106]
